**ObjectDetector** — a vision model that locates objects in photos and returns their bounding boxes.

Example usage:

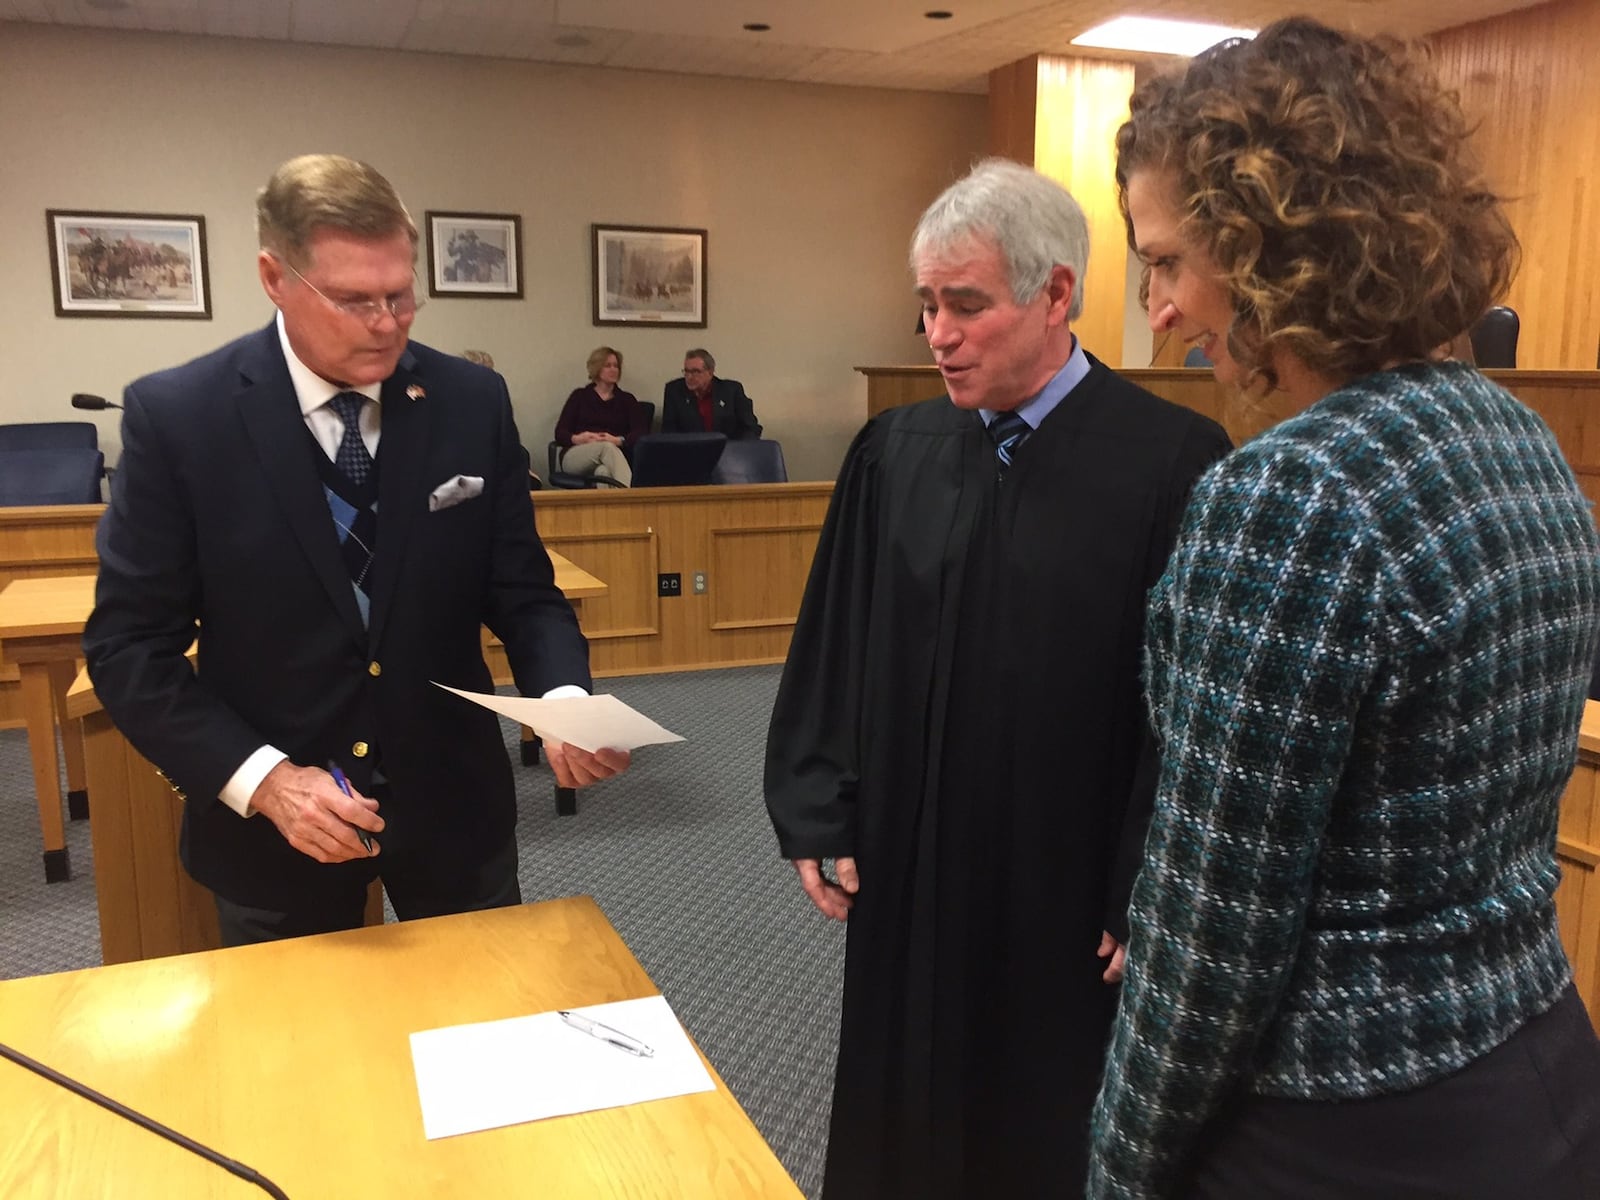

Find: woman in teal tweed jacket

[1088,17,1600,1199]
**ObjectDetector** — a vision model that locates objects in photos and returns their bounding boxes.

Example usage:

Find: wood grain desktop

[0,897,802,1199]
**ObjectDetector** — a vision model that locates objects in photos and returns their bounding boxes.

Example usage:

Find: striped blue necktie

[989,410,1031,470]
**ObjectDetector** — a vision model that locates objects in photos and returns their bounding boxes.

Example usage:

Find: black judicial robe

[764,355,1232,1199]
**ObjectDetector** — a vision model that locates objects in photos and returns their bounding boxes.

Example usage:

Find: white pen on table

[558,1010,656,1058]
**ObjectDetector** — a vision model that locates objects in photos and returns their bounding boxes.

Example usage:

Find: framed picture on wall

[425,211,523,298]
[46,211,211,318]
[592,224,707,327]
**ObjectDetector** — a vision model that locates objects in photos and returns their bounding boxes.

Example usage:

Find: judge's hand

[571,431,600,445]
[249,761,382,864]
[544,740,631,788]
[1098,931,1127,984]
[794,857,859,921]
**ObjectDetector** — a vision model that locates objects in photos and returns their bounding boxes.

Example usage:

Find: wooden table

[0,897,802,1198]
[0,575,93,882]
[0,552,608,882]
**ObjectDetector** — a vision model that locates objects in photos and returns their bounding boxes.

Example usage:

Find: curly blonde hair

[1115,17,1518,389]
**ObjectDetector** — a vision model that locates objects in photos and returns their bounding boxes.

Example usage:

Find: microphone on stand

[0,1040,290,1198]
[71,393,122,411]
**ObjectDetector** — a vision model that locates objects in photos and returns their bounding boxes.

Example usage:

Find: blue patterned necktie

[989,410,1032,470]
[328,391,374,487]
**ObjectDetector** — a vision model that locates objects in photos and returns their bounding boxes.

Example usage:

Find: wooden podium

[65,668,373,963]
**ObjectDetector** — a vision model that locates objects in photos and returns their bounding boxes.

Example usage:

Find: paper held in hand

[433,683,685,752]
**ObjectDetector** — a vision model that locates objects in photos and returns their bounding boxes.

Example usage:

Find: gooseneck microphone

[70,393,122,410]
[0,1040,291,1198]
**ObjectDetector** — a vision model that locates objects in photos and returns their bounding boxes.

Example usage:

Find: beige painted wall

[0,23,985,481]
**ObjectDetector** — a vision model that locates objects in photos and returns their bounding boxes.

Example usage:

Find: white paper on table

[432,684,684,752]
[409,995,715,1139]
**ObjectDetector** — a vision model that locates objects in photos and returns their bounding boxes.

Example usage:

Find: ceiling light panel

[1071,16,1256,56]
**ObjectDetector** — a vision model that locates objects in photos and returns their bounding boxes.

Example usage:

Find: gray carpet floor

[0,664,841,1198]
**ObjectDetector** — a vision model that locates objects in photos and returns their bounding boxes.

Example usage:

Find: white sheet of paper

[409,995,715,1140]
[433,684,684,752]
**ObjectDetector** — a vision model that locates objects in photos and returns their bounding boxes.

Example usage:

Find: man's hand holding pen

[248,760,383,864]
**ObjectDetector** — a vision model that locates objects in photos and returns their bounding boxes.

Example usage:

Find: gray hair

[684,348,715,373]
[910,158,1088,320]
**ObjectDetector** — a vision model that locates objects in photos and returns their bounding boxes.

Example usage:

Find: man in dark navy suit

[660,348,763,439]
[85,154,628,945]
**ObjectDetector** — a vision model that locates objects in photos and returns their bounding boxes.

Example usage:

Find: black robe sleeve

[763,418,884,860]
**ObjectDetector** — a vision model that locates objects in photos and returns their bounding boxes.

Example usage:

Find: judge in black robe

[764,160,1231,1200]
[767,357,1230,1197]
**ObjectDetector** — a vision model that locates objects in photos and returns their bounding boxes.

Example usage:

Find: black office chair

[1469,306,1520,369]
[0,421,99,451]
[710,439,788,484]
[547,400,655,489]
[1182,346,1212,368]
[0,448,106,505]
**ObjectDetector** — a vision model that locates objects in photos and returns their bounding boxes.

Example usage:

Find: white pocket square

[428,475,484,512]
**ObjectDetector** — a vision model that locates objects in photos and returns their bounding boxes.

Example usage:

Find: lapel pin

[406,384,426,402]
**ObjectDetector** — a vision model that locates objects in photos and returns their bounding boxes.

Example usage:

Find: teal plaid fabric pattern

[1088,362,1600,1198]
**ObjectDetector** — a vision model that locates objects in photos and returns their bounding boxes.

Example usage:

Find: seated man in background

[661,349,762,439]
[554,345,648,486]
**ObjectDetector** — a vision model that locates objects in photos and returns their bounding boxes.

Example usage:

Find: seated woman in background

[1089,17,1600,1199]
[554,346,648,486]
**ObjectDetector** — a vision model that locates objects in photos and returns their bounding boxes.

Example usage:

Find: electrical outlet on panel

[693,572,707,594]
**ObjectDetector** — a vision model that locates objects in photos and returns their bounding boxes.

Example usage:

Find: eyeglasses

[280,258,424,325]
[683,366,710,377]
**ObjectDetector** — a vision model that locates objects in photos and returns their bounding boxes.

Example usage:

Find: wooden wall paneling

[530,485,833,678]
[857,367,946,419]
[1431,0,1600,369]
[709,523,825,630]
[986,54,1135,367]
[1030,55,1135,369]
[986,56,1037,167]
[0,505,101,589]
[539,531,661,640]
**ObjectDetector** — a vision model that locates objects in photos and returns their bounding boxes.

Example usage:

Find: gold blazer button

[368,661,382,677]
[352,741,370,758]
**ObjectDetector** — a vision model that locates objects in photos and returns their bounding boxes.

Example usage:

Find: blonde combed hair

[256,154,418,267]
